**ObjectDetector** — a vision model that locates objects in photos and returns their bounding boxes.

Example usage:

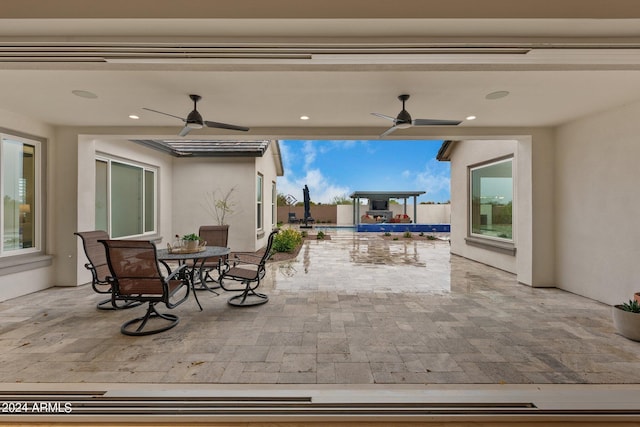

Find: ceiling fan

[371,94,462,137]
[143,94,250,137]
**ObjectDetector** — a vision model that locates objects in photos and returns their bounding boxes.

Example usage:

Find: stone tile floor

[1,230,639,385]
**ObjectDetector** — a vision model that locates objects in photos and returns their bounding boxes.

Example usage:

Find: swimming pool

[314,224,451,233]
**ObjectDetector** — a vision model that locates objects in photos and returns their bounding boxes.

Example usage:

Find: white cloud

[303,140,316,169]
[414,160,451,202]
[277,168,351,204]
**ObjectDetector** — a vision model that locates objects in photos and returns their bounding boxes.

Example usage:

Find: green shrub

[272,228,303,253]
[403,231,412,238]
[317,231,325,240]
[426,234,437,240]
[384,232,391,236]
[301,230,308,238]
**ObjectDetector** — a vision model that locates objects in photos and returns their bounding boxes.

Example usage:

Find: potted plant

[181,233,202,251]
[612,299,640,342]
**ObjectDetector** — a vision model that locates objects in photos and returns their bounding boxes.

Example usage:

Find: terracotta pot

[634,292,640,304]
[612,305,640,342]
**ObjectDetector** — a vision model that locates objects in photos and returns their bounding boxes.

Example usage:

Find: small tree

[202,187,237,225]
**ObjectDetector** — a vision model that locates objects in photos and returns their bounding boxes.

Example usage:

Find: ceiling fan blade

[413,118,462,126]
[142,107,186,122]
[379,126,399,137]
[178,126,192,137]
[371,112,396,122]
[204,120,250,132]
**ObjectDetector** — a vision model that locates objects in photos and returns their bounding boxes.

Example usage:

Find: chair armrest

[230,259,261,268]
[165,263,188,281]
[231,252,262,263]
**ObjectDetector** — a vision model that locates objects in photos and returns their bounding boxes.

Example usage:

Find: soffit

[1,5,640,134]
[130,139,272,157]
[350,191,426,200]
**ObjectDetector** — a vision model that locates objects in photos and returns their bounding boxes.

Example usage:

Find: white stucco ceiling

[1,2,640,138]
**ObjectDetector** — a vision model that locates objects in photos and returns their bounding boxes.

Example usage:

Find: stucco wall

[555,100,640,305]
[335,204,451,226]
[0,108,56,301]
[173,157,255,252]
[445,134,556,287]
[74,136,174,286]
[448,139,519,275]
[172,143,280,253]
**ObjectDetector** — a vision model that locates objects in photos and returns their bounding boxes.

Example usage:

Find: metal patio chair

[100,239,190,336]
[75,230,141,310]
[196,225,230,290]
[219,229,278,307]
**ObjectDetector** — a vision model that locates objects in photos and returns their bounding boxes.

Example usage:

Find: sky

[277,140,450,205]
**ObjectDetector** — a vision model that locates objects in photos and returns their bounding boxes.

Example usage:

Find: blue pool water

[356,223,450,233]
[313,224,451,233]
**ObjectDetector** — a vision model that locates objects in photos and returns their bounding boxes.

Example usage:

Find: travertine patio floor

[1,230,639,385]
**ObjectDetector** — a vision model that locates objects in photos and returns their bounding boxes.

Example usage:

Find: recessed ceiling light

[485,90,510,100]
[300,115,310,120]
[465,115,477,121]
[71,90,98,99]
[128,115,140,120]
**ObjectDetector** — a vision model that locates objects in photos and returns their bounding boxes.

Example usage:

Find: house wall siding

[0,108,56,301]
[555,99,640,305]
[448,139,519,275]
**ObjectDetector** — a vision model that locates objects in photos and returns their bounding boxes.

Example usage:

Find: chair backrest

[100,240,165,296]
[199,225,229,247]
[288,212,296,219]
[75,230,110,283]
[258,229,279,266]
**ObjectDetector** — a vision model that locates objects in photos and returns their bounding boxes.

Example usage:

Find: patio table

[157,246,230,311]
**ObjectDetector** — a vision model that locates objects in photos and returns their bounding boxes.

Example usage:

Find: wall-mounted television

[370,199,388,210]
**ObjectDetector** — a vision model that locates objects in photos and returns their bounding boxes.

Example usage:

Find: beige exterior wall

[173,146,280,253]
[173,157,254,252]
[0,119,281,301]
[75,135,175,287]
[555,99,640,305]
[335,204,451,226]
[448,139,519,275]
[0,108,56,302]
[446,133,556,288]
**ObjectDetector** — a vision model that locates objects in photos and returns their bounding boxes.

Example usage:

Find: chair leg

[193,268,221,293]
[120,303,179,336]
[227,280,269,307]
[97,297,142,311]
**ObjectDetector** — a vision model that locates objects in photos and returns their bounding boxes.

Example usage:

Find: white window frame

[469,156,514,243]
[271,181,276,227]
[95,155,158,239]
[256,173,263,230]
[0,132,42,257]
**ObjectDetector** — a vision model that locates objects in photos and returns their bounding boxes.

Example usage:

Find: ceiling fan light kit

[372,94,462,137]
[143,94,249,137]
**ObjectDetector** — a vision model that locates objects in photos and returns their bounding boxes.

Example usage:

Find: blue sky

[277,140,450,204]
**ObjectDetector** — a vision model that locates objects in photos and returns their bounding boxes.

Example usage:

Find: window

[256,173,263,230]
[1,133,40,256]
[95,157,157,238]
[470,157,513,241]
[271,181,276,227]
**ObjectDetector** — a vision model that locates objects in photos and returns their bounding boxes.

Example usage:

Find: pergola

[350,191,426,224]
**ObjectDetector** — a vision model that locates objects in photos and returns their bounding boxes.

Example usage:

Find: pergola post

[350,191,425,225]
